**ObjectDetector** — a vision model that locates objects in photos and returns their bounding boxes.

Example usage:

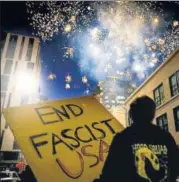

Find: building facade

[113,49,179,145]
[0,33,46,151]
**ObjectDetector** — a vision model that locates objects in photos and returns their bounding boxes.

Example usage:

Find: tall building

[113,49,179,145]
[0,33,46,151]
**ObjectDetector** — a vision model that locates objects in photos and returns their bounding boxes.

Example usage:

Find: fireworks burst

[82,76,88,84]
[64,47,74,58]
[65,75,72,83]
[27,1,179,109]
[77,1,179,108]
[48,73,56,80]
[26,1,100,41]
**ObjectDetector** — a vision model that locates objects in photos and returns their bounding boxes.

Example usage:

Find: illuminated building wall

[113,49,179,145]
[0,33,46,151]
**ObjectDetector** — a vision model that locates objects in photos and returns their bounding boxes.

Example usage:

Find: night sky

[1,1,98,100]
[1,1,179,103]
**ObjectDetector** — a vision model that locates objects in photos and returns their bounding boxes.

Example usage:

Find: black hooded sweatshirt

[94,123,179,182]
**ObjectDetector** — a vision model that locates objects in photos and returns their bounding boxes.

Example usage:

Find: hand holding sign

[3,96,124,182]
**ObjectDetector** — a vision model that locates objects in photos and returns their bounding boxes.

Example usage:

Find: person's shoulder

[115,126,132,138]
[151,124,175,140]
[151,124,169,134]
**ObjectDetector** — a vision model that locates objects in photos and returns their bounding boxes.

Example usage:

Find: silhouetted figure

[94,96,179,182]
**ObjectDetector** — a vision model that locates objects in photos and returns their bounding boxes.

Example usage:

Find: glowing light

[173,20,179,27]
[90,44,100,57]
[48,73,56,80]
[151,44,157,50]
[153,17,159,23]
[98,81,103,87]
[82,76,88,83]
[26,1,179,109]
[151,57,158,63]
[65,83,71,89]
[107,75,120,82]
[149,62,155,67]
[100,92,103,96]
[157,38,165,45]
[70,16,76,23]
[111,100,115,104]
[133,63,143,72]
[85,89,89,95]
[152,53,156,57]
[65,75,72,83]
[91,28,101,41]
[144,39,150,46]
[116,70,120,74]
[64,24,72,33]
[131,84,136,88]
[15,72,38,94]
[65,47,74,58]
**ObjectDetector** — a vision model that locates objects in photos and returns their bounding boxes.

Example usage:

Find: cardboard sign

[3,96,124,182]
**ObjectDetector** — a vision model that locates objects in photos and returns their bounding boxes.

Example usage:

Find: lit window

[26,38,34,61]
[6,35,17,59]
[153,84,165,107]
[18,37,25,60]
[156,113,168,131]
[169,70,179,97]
[27,62,34,72]
[4,59,13,74]
[173,106,179,132]
[1,75,10,91]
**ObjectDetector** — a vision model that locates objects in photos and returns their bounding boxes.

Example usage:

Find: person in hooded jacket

[94,96,179,182]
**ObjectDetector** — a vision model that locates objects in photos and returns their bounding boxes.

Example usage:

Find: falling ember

[153,17,159,23]
[149,62,155,67]
[70,16,76,23]
[151,44,157,50]
[85,89,90,95]
[144,39,150,46]
[98,81,103,87]
[128,88,134,93]
[65,83,71,89]
[82,76,88,83]
[157,38,165,45]
[91,28,101,41]
[65,75,72,83]
[173,20,179,27]
[64,24,72,33]
[48,73,56,80]
[65,47,74,58]
[151,57,158,64]
[107,75,120,82]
